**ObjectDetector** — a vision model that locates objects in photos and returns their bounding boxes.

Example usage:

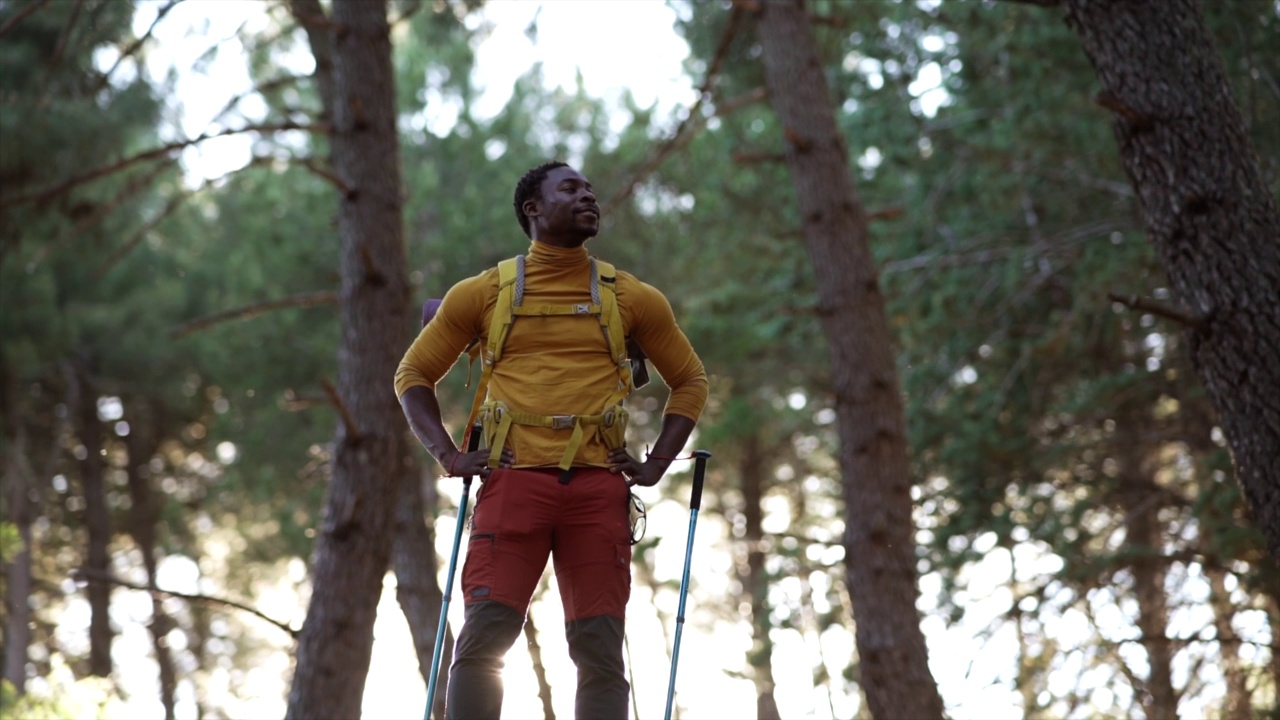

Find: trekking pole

[664,449,711,720]
[424,424,483,720]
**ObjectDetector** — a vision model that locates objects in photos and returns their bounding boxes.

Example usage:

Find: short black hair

[513,161,569,238]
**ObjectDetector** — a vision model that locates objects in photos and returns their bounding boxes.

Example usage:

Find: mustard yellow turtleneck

[395,241,707,468]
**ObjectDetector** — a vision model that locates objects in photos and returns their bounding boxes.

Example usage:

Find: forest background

[1,0,1278,719]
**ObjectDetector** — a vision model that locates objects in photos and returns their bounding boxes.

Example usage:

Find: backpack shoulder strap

[488,255,523,364]
[593,258,633,395]
[464,256,523,445]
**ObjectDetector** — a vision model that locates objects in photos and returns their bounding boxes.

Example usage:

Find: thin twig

[732,150,786,165]
[211,74,308,126]
[0,121,328,210]
[92,156,276,279]
[49,0,85,67]
[169,290,338,338]
[93,0,183,94]
[601,5,749,215]
[31,158,177,271]
[300,157,355,197]
[321,377,361,442]
[0,0,56,40]
[1107,291,1208,332]
[74,567,298,639]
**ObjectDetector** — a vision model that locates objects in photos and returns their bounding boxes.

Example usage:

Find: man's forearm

[641,413,697,479]
[399,385,459,470]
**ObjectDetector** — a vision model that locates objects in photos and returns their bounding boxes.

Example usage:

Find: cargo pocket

[462,532,497,601]
[614,542,631,571]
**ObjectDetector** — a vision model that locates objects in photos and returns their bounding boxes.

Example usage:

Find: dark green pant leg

[446,601,525,719]
[565,614,628,720]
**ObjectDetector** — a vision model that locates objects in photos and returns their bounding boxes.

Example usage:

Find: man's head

[513,161,600,246]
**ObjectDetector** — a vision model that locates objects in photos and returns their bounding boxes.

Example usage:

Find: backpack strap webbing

[462,255,635,463]
[461,256,522,448]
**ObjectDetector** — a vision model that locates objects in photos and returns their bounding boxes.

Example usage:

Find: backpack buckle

[550,415,576,429]
[573,304,590,314]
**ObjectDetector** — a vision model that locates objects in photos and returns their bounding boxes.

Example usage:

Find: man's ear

[522,198,540,220]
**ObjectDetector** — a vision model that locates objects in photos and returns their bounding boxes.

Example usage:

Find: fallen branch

[169,290,338,339]
[75,567,298,640]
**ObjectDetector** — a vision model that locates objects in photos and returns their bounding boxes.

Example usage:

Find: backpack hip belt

[479,400,629,470]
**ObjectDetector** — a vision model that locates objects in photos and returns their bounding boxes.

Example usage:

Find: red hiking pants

[460,466,632,620]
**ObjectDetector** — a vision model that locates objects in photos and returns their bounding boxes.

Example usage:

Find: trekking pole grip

[690,450,711,510]
[462,423,482,483]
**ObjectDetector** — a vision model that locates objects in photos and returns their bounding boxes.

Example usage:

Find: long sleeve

[394,273,492,397]
[618,275,708,422]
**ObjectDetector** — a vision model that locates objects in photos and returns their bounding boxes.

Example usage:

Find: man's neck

[530,234,589,249]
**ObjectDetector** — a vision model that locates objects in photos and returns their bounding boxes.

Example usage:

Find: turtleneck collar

[527,240,590,267]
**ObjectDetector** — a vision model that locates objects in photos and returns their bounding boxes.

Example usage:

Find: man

[395,161,707,718]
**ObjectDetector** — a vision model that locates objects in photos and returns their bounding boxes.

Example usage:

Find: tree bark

[1118,458,1176,720]
[740,433,781,720]
[124,402,177,719]
[524,611,556,720]
[285,0,411,716]
[753,3,944,718]
[1205,566,1250,719]
[74,362,114,678]
[2,371,34,694]
[1062,0,1280,564]
[392,454,451,719]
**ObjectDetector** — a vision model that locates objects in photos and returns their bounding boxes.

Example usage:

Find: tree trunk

[1062,0,1280,564]
[1206,566,1250,719]
[75,362,114,678]
[285,0,411,716]
[524,611,556,720]
[392,453,451,719]
[124,402,177,719]
[753,3,944,718]
[1118,461,1176,720]
[740,433,781,720]
[2,372,34,694]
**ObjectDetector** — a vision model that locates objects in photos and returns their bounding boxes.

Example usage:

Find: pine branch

[49,0,85,68]
[75,567,299,639]
[211,74,309,126]
[92,156,276,279]
[30,157,178,271]
[300,157,355,197]
[601,5,750,216]
[169,290,339,339]
[0,121,329,210]
[0,0,56,41]
[1107,291,1209,332]
[321,377,361,442]
[92,0,184,94]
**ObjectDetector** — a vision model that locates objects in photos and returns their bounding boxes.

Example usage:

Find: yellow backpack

[459,255,647,469]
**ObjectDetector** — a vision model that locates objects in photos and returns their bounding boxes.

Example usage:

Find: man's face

[530,166,599,242]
